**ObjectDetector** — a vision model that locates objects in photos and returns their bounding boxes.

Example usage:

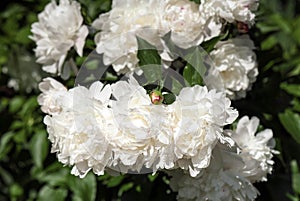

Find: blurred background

[0,0,300,200]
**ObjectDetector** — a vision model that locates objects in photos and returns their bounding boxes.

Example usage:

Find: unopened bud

[150,90,164,105]
[237,21,249,34]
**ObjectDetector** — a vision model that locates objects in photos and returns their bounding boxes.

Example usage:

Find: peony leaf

[67,172,96,201]
[291,160,300,194]
[118,182,134,197]
[29,130,49,168]
[172,78,183,95]
[163,93,176,105]
[137,36,161,66]
[279,109,300,144]
[140,64,163,85]
[182,46,207,83]
[37,186,67,201]
[281,83,300,97]
[9,183,23,200]
[183,64,203,86]
[0,132,14,160]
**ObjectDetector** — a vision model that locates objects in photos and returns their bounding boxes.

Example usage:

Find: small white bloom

[30,0,88,74]
[200,0,259,24]
[38,77,67,115]
[226,116,278,182]
[208,35,258,99]
[168,147,259,201]
[169,85,238,176]
[109,76,172,172]
[43,81,114,178]
[92,0,163,73]
[159,0,222,49]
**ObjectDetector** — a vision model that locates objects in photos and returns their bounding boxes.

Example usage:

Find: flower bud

[149,90,164,105]
[237,21,249,33]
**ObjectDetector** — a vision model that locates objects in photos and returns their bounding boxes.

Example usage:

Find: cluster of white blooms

[33,0,279,200]
[92,0,257,74]
[39,76,238,177]
[168,115,277,201]
[209,35,258,99]
[30,0,88,74]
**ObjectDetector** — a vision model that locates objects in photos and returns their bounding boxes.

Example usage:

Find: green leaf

[279,109,300,144]
[292,99,300,112]
[281,83,300,97]
[147,173,158,182]
[140,64,162,85]
[0,132,14,160]
[37,186,67,201]
[67,173,97,201]
[291,160,300,194]
[270,14,292,33]
[137,36,161,66]
[136,36,163,84]
[261,35,278,50]
[29,131,49,168]
[118,182,134,197]
[104,175,125,188]
[200,31,228,52]
[33,166,69,187]
[15,27,31,45]
[182,47,207,82]
[9,96,25,113]
[85,59,99,70]
[172,78,183,95]
[9,183,24,199]
[288,64,300,77]
[20,97,38,116]
[163,93,176,105]
[287,193,300,201]
[183,64,203,86]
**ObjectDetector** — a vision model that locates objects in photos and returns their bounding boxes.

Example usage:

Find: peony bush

[1,0,300,200]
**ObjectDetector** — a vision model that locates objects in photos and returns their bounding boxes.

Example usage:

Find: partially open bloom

[107,77,170,173]
[169,85,238,176]
[42,79,113,178]
[159,0,222,48]
[225,116,278,182]
[38,77,67,115]
[30,0,88,74]
[209,35,258,99]
[168,146,259,201]
[200,0,259,25]
[92,0,163,73]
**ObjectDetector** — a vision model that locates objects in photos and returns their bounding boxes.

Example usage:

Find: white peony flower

[168,146,259,201]
[92,0,163,73]
[39,75,239,177]
[108,76,171,173]
[30,0,88,74]
[169,85,238,176]
[225,116,278,182]
[42,80,114,178]
[159,0,222,49]
[38,77,67,115]
[169,170,258,201]
[208,35,258,100]
[200,0,259,25]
